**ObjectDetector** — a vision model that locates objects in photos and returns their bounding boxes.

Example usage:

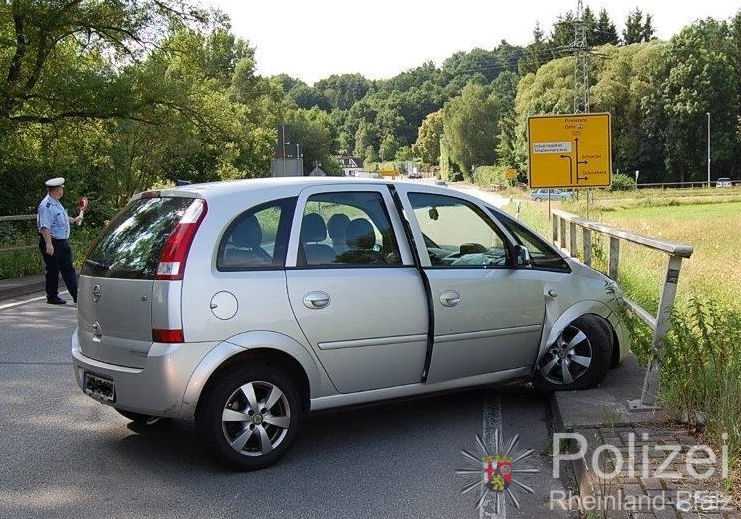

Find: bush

[473,165,510,188]
[628,296,741,462]
[610,173,637,191]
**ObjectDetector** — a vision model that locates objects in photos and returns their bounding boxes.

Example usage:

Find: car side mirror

[514,244,531,267]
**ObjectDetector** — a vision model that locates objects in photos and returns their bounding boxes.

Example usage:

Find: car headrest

[327,213,351,240]
[346,218,376,250]
[301,213,327,243]
[230,214,262,248]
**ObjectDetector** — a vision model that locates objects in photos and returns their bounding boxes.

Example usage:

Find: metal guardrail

[550,208,694,409]
[0,214,36,253]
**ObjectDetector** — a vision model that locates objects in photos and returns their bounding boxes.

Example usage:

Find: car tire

[196,364,303,471]
[115,408,153,424]
[533,315,613,392]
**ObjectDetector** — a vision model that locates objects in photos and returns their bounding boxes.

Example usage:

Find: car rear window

[83,197,195,279]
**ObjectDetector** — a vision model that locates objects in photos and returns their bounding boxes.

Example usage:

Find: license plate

[83,372,115,403]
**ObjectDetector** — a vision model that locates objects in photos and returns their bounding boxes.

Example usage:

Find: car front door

[396,187,546,384]
[284,184,428,393]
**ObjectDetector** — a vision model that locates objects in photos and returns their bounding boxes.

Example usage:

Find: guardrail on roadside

[0,214,36,254]
[550,208,694,409]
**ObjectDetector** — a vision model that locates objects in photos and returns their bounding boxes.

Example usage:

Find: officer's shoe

[47,296,67,305]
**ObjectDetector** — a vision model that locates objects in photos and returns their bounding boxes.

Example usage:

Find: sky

[203,0,739,84]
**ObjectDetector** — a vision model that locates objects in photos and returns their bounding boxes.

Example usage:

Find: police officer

[37,178,82,305]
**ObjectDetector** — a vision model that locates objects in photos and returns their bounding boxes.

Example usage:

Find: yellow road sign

[527,113,612,188]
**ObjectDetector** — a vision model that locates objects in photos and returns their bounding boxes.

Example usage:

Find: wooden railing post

[582,228,592,266]
[608,237,620,280]
[569,221,577,257]
[559,218,567,250]
[552,213,559,244]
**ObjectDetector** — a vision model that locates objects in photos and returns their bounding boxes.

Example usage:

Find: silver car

[72,177,629,469]
[531,188,574,201]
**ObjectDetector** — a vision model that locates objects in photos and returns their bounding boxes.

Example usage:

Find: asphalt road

[0,294,570,519]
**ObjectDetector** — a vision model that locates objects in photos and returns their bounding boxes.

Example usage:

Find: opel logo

[92,284,102,302]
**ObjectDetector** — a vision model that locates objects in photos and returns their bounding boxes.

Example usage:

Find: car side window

[495,212,571,272]
[217,198,296,270]
[408,193,509,268]
[297,191,402,267]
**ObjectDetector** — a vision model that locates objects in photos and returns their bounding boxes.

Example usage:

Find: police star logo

[456,431,538,515]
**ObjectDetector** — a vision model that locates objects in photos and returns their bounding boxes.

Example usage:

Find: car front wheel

[196,364,303,470]
[534,315,612,392]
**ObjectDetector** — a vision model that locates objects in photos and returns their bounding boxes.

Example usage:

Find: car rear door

[284,184,428,393]
[78,195,200,368]
[394,186,545,384]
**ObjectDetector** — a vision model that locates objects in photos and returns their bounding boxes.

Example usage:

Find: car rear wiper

[85,259,111,271]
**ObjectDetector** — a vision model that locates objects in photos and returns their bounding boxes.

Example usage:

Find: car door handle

[439,290,461,307]
[303,291,331,310]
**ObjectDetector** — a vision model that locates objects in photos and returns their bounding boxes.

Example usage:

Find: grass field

[507,192,741,487]
[511,197,741,313]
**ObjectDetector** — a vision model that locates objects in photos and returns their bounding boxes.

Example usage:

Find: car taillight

[156,199,207,281]
[152,328,185,343]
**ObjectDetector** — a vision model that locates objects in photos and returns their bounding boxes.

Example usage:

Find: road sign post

[527,113,612,189]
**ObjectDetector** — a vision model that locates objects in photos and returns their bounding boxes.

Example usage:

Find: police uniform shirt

[37,194,70,240]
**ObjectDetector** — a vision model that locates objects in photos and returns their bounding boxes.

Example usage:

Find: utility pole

[572,0,591,208]
[706,112,711,188]
[281,125,287,177]
[573,0,590,114]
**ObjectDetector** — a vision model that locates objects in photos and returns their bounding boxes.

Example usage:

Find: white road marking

[0,291,69,311]
[481,394,505,519]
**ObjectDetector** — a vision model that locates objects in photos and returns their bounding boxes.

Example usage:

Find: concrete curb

[548,356,674,518]
[0,275,45,302]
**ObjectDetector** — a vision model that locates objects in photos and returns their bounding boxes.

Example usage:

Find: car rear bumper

[71,328,217,418]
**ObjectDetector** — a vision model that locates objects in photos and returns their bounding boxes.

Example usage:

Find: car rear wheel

[196,364,303,471]
[534,315,612,392]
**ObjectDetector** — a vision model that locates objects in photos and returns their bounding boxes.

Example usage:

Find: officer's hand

[45,243,54,256]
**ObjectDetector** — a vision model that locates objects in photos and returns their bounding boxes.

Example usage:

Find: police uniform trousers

[39,236,78,302]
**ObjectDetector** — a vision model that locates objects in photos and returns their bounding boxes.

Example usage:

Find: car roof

[153,176,450,202]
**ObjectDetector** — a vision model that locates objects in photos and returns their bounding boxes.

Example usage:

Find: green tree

[623,8,654,44]
[551,11,576,48]
[660,19,739,182]
[519,22,550,75]
[594,8,619,45]
[412,110,444,164]
[0,0,206,124]
[442,83,500,179]
[591,42,667,181]
[492,71,519,169]
[284,107,338,175]
[582,6,598,46]
[364,145,378,163]
[379,134,399,161]
[642,14,656,42]
[315,73,371,110]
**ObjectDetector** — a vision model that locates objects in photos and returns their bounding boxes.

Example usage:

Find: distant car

[531,189,574,201]
[716,178,733,188]
[408,170,423,179]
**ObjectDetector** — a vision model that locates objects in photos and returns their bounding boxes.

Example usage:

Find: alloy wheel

[221,380,291,457]
[539,325,593,385]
